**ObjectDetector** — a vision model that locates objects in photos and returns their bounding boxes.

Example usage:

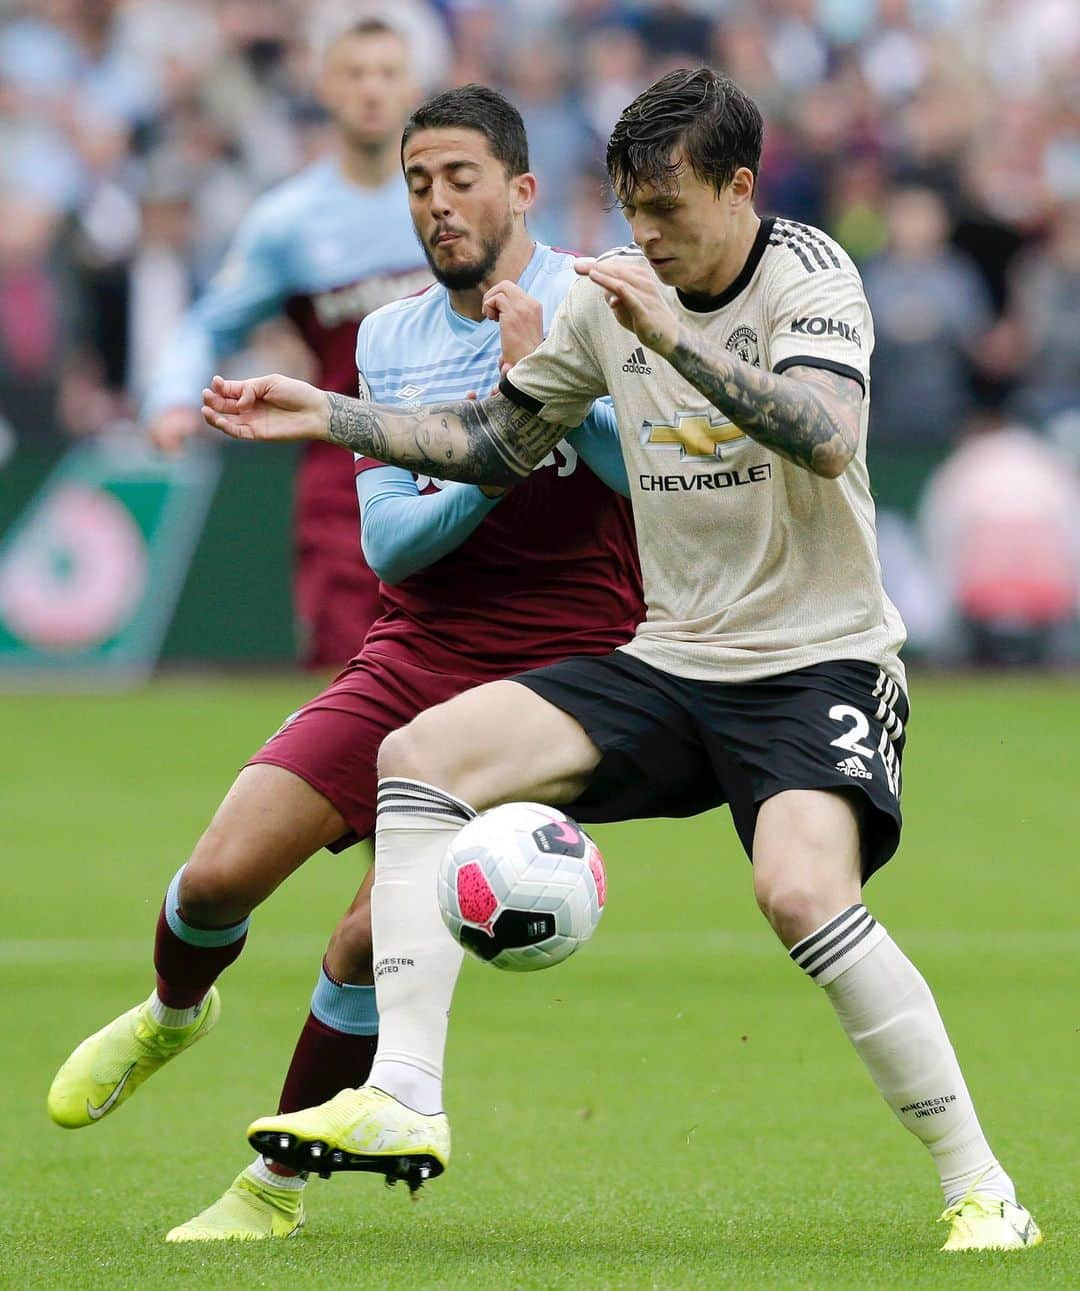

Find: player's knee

[178,851,254,928]
[753,870,827,947]
[378,715,462,794]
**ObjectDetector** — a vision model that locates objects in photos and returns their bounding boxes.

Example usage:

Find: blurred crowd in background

[0,0,1078,661]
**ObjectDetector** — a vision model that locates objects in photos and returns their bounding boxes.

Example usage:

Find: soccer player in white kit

[203,70,1041,1253]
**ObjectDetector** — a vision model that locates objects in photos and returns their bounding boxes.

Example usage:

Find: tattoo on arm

[666,328,863,477]
[325,390,568,486]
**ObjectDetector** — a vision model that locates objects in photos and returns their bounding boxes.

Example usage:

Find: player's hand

[574,256,679,358]
[201,373,330,444]
[147,406,205,455]
[482,280,544,371]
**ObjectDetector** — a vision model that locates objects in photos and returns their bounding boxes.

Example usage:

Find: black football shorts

[512,650,908,879]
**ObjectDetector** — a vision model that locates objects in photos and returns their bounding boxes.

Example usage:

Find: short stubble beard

[421,210,515,291]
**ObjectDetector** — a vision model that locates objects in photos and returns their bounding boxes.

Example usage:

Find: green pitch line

[3,674,1077,1288]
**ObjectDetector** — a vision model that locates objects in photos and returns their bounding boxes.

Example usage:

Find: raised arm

[661,341,861,479]
[576,255,862,479]
[201,373,569,489]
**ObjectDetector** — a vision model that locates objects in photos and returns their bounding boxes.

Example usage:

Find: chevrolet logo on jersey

[640,410,745,461]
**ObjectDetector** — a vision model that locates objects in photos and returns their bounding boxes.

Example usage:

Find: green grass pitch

[3,674,1077,1289]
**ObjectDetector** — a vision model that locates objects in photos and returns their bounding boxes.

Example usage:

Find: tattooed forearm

[325,390,567,486]
[666,328,862,477]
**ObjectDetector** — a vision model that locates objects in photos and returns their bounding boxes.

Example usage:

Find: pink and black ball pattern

[437,802,607,972]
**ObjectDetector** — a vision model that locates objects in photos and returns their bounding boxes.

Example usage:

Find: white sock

[148,991,205,1028]
[367,1059,444,1117]
[364,778,474,1116]
[246,1155,306,1192]
[791,905,1016,1207]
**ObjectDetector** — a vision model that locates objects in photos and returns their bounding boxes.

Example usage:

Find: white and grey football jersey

[502,216,906,687]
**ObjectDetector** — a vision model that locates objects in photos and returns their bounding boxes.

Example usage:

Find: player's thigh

[183,764,349,923]
[751,788,863,947]
[379,679,602,809]
[250,651,486,851]
[324,865,376,985]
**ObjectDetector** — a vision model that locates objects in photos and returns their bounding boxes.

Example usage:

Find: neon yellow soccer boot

[47,988,220,1128]
[165,1169,305,1242]
[939,1192,1043,1252]
[248,1086,449,1193]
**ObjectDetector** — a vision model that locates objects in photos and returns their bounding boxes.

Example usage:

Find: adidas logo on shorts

[622,346,653,374]
[836,755,873,780]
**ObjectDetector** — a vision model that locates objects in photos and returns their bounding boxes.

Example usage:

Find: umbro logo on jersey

[836,755,873,780]
[396,383,425,399]
[622,347,653,374]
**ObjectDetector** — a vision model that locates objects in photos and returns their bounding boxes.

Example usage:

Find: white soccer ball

[437,802,607,972]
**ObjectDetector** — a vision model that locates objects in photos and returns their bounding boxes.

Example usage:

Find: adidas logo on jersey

[836,755,873,780]
[622,347,653,375]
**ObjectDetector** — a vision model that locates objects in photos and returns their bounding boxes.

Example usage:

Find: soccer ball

[437,802,607,972]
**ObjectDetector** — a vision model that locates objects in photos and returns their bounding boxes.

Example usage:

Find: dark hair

[606,68,763,202]
[337,18,402,43]
[401,85,529,177]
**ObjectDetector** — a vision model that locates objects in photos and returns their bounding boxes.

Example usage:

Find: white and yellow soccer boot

[248,1086,449,1193]
[47,988,220,1128]
[939,1191,1043,1252]
[166,1169,305,1242]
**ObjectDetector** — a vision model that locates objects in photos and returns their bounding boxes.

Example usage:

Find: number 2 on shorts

[827,704,876,758]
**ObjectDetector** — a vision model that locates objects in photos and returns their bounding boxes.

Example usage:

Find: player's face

[320,31,417,150]
[621,157,754,293]
[403,128,528,291]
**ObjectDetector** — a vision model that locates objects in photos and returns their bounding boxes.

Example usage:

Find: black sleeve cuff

[773,355,866,396]
[498,374,544,414]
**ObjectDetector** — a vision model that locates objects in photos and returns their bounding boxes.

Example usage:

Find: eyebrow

[627,195,679,210]
[404,160,483,179]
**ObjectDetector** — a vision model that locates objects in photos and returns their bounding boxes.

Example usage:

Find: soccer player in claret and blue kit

[145,18,433,668]
[47,87,642,1240]
[206,70,1043,1254]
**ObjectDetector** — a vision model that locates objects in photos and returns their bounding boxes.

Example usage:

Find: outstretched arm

[201,373,568,488]
[575,255,862,479]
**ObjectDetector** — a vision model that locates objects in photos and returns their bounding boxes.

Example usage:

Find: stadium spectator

[1006,200,1080,427]
[918,416,1080,665]
[863,186,993,444]
[0,195,71,444]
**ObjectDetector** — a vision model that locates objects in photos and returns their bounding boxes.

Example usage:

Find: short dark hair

[338,17,401,43]
[401,85,529,177]
[606,68,763,203]
[325,16,405,55]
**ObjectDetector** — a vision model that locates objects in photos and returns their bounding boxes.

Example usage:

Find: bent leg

[754,788,1014,1208]
[377,678,602,806]
[179,764,349,923]
[156,764,347,1008]
[367,680,601,1113]
[277,868,380,1117]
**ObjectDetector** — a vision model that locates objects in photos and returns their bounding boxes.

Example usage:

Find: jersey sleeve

[143,196,291,418]
[766,259,872,396]
[567,399,629,497]
[499,280,608,425]
[356,466,501,584]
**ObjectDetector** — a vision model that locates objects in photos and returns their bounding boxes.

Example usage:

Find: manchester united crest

[725,325,760,367]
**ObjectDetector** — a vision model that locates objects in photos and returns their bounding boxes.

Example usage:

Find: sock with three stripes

[364,778,476,1116]
[791,905,1016,1206]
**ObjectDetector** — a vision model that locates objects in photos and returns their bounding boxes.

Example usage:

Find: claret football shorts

[513,651,908,879]
[248,650,483,851]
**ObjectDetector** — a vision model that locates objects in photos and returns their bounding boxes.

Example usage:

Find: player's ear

[511,172,538,217]
[729,167,755,213]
